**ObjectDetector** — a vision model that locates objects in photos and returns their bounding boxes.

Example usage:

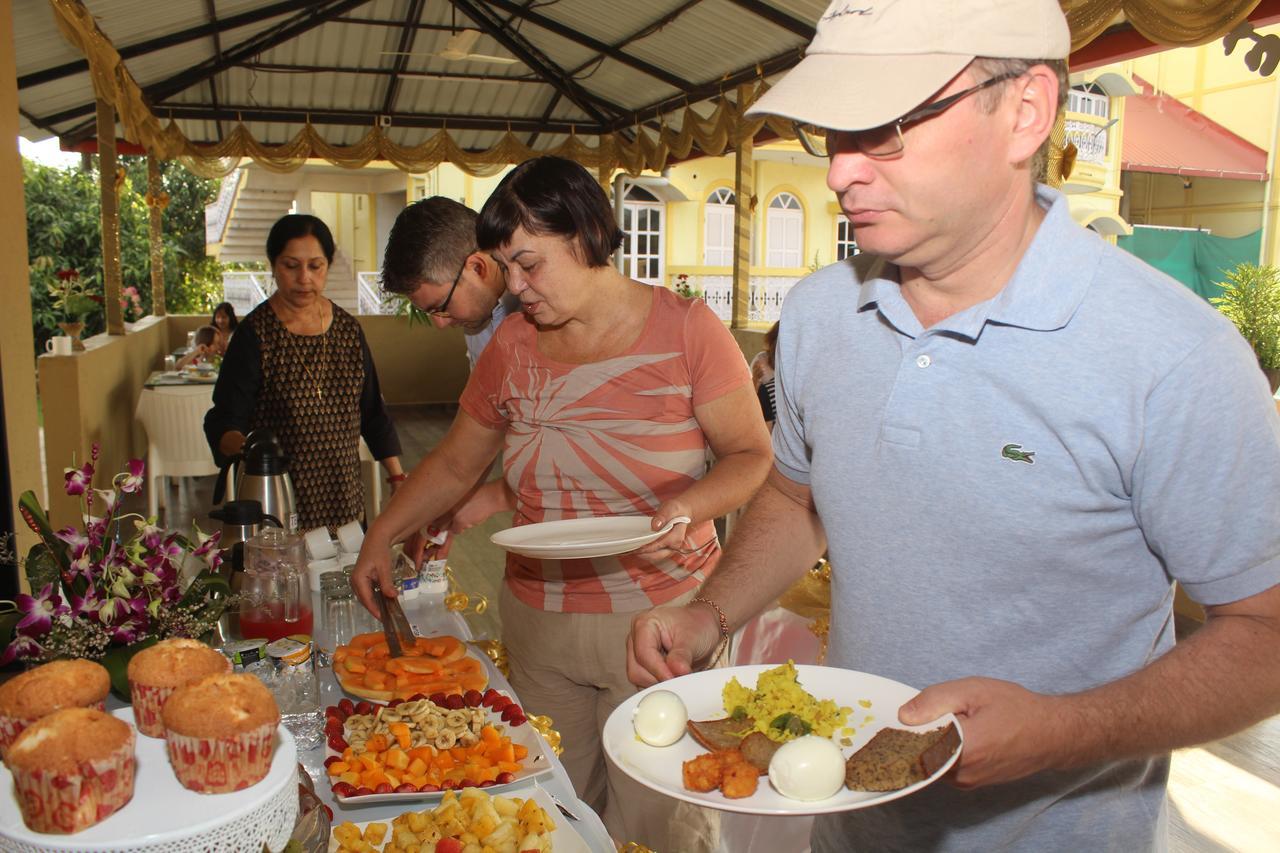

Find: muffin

[0,659,110,756]
[6,707,136,834]
[127,638,231,737]
[162,673,279,793]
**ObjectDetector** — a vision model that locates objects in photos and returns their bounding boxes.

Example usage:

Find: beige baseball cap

[746,0,1070,131]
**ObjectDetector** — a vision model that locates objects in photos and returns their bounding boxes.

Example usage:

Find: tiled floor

[167,404,1278,851]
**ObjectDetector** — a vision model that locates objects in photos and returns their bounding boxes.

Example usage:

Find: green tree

[24,155,221,356]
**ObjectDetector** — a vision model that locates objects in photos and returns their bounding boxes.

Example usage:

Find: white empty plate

[490,516,688,560]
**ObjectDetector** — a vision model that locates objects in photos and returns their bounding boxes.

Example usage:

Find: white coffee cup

[45,336,73,356]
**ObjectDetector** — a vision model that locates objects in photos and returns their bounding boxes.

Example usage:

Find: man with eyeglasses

[380,196,522,557]
[627,1,1280,850]
[381,196,520,369]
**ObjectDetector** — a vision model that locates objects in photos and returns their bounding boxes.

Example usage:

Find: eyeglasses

[793,70,1021,160]
[421,258,468,316]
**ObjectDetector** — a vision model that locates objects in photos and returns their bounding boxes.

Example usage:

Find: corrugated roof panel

[16,0,833,155]
[1121,87,1269,181]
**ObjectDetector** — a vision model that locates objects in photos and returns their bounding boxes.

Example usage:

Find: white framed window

[1068,85,1109,120]
[704,187,735,266]
[836,216,858,261]
[622,185,664,285]
[765,192,803,268]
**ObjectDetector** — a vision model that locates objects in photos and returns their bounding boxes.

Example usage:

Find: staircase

[325,249,359,315]
[206,171,296,264]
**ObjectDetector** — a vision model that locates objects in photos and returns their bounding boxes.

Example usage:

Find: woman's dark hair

[212,301,238,331]
[266,214,335,265]
[476,157,623,267]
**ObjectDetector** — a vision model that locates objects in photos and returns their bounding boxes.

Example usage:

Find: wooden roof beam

[152,103,599,135]
[381,0,428,116]
[724,0,815,41]
[482,0,694,92]
[449,0,618,125]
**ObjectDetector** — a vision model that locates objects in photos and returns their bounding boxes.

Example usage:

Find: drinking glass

[322,583,357,650]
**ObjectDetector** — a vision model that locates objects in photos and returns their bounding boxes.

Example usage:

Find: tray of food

[323,686,552,804]
[328,784,587,853]
[602,662,963,816]
[332,633,489,703]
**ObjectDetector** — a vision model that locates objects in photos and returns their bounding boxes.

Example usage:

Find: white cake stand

[0,708,299,853]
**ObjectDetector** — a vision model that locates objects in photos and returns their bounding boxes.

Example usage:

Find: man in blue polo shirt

[627,0,1280,849]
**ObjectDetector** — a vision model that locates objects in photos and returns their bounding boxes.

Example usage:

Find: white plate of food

[323,689,554,805]
[602,663,963,816]
[327,784,589,853]
[490,515,688,560]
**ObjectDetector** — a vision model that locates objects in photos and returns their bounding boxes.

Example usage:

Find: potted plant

[47,268,99,351]
[1212,262,1280,393]
[0,445,231,697]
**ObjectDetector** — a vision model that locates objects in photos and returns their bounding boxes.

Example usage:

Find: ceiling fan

[383,29,517,65]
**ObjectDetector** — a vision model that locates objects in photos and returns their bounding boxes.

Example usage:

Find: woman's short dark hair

[477,157,622,267]
[212,301,238,331]
[266,214,335,266]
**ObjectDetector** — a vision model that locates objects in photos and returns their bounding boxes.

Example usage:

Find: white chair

[134,385,221,522]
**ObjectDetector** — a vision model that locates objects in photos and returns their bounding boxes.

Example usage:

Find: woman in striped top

[354,157,773,850]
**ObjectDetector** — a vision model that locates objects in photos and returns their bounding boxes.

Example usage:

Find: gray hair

[971,57,1069,183]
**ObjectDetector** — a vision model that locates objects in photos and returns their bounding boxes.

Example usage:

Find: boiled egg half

[632,690,688,747]
[768,735,846,801]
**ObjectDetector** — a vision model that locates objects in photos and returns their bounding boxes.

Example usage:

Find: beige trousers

[500,584,720,852]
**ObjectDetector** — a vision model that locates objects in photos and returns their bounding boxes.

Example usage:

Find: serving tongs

[372,581,415,658]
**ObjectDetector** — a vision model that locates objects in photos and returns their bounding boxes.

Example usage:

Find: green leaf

[100,637,160,701]
[23,544,60,596]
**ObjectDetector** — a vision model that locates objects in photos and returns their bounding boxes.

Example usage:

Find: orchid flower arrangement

[0,445,231,688]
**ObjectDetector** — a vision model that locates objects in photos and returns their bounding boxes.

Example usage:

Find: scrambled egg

[721,662,852,742]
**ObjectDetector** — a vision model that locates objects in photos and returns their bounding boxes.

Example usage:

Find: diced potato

[363,822,388,845]
[334,822,363,846]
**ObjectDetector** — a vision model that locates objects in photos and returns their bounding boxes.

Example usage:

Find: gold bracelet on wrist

[690,595,730,669]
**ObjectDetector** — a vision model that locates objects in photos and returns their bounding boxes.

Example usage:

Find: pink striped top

[460,287,751,613]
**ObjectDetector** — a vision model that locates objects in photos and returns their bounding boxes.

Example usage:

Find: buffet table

[306,591,615,852]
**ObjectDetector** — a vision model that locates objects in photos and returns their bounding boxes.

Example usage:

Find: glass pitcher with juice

[239,527,313,642]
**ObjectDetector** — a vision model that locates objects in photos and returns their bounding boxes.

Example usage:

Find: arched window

[765,192,803,268]
[622,185,664,285]
[704,187,735,266]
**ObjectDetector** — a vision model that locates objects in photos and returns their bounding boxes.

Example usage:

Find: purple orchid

[14,584,68,635]
[116,459,145,495]
[69,587,106,620]
[0,634,45,666]
[106,615,147,644]
[63,460,94,497]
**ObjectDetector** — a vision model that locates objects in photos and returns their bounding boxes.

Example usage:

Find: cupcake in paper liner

[6,707,136,834]
[127,638,231,738]
[162,673,280,793]
[0,659,110,757]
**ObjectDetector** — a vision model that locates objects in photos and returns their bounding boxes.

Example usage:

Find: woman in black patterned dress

[205,215,405,532]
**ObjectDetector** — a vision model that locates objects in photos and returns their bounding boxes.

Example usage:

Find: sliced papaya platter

[332,632,488,702]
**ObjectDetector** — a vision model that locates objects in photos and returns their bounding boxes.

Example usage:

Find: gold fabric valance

[50,0,1264,178]
[1063,0,1263,50]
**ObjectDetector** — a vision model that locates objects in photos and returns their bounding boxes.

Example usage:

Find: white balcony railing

[357,272,399,315]
[221,271,271,318]
[1064,119,1108,167]
[205,170,241,245]
[684,274,800,325]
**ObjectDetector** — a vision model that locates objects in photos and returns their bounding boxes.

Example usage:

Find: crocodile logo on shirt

[1001,443,1035,464]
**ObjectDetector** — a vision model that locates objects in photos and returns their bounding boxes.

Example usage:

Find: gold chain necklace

[291,304,329,400]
